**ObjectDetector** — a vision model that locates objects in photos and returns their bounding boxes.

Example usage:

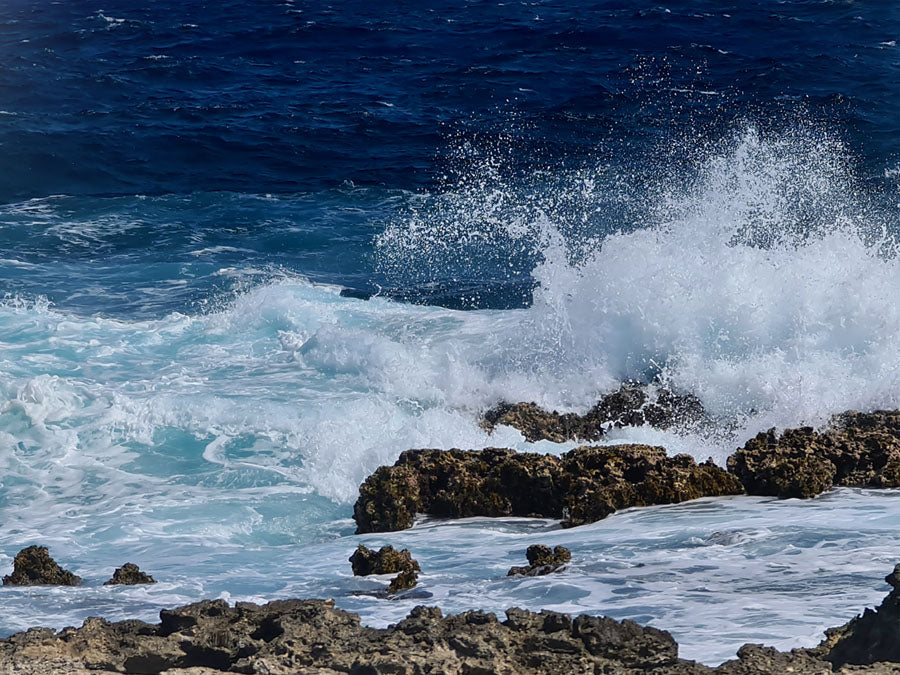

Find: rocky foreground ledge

[5,565,900,674]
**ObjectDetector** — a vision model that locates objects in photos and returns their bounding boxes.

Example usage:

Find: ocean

[2,0,900,665]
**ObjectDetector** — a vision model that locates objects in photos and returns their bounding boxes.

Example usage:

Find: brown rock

[8,565,900,672]
[728,411,900,498]
[715,644,833,674]
[482,383,708,443]
[481,401,603,443]
[507,544,572,576]
[104,563,155,586]
[386,568,418,593]
[0,599,710,674]
[349,544,420,576]
[558,445,744,528]
[354,444,742,533]
[2,546,82,587]
[349,544,421,594]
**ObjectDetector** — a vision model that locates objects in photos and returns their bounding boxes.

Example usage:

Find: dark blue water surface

[1,0,899,312]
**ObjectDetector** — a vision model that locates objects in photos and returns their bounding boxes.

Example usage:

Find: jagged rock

[349,544,420,576]
[507,544,572,576]
[820,563,900,667]
[387,568,418,593]
[103,563,155,586]
[482,401,604,443]
[2,546,82,587]
[354,444,743,533]
[482,383,707,443]
[349,544,421,594]
[558,444,744,528]
[0,598,712,674]
[8,566,900,672]
[715,644,833,674]
[727,411,900,498]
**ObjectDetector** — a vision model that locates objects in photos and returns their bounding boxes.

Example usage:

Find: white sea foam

[2,126,899,502]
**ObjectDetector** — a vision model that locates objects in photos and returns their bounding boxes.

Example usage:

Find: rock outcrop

[819,563,900,667]
[482,383,707,442]
[349,544,421,593]
[0,599,709,674]
[5,566,900,672]
[387,568,418,594]
[727,411,900,498]
[349,544,420,576]
[507,544,572,576]
[2,546,82,587]
[354,444,743,533]
[104,563,155,586]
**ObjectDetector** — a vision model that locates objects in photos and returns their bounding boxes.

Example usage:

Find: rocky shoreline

[2,564,900,673]
[355,406,900,533]
[7,398,900,673]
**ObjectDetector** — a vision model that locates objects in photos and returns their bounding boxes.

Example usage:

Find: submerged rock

[507,544,572,576]
[387,567,419,593]
[727,410,900,498]
[354,444,743,533]
[482,383,707,443]
[2,546,82,587]
[350,544,421,594]
[349,544,421,576]
[104,563,155,586]
[349,544,421,593]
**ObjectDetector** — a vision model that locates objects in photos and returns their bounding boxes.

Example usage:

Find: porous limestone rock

[349,544,421,593]
[727,411,900,498]
[6,567,900,672]
[104,563,155,586]
[507,544,572,576]
[2,546,82,587]
[354,444,743,533]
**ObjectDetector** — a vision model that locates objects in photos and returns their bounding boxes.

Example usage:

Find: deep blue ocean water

[3,0,900,665]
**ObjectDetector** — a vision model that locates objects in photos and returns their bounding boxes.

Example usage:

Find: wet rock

[728,410,900,498]
[339,287,372,300]
[507,544,572,576]
[559,444,744,528]
[104,563,155,586]
[715,644,833,674]
[482,383,708,443]
[387,568,418,594]
[481,401,603,443]
[354,464,422,533]
[349,544,421,594]
[349,544,421,576]
[354,444,742,533]
[2,546,82,587]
